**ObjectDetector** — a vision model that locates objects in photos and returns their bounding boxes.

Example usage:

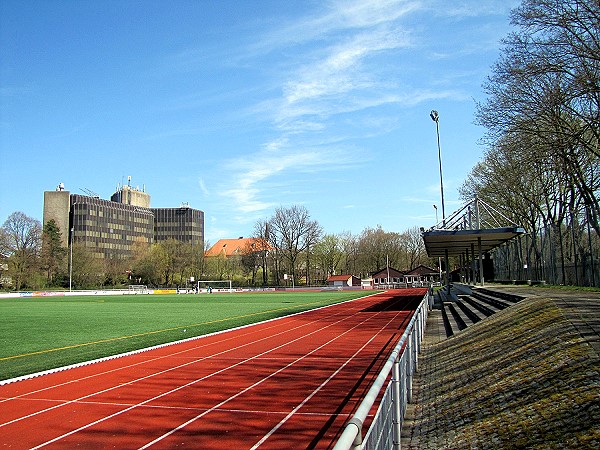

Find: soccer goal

[128,285,149,294]
[196,280,233,293]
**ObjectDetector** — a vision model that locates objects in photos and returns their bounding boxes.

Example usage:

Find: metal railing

[333,290,432,450]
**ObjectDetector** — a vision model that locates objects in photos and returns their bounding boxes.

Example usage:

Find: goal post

[128,285,149,294]
[196,280,233,293]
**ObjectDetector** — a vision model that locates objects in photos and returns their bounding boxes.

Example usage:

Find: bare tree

[403,226,428,269]
[0,212,42,290]
[268,205,322,282]
[356,226,405,275]
[252,219,271,286]
[477,0,600,234]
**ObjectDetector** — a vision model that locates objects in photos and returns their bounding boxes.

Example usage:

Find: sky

[0,0,518,244]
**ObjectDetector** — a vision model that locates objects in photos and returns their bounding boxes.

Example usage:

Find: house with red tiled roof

[205,237,272,258]
[326,274,361,287]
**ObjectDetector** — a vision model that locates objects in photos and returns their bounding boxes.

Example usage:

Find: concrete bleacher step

[475,287,525,303]
[460,295,499,317]
[441,304,454,337]
[446,302,469,332]
[470,290,513,310]
[439,286,524,338]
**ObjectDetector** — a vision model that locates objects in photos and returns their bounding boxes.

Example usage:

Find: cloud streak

[218,0,421,216]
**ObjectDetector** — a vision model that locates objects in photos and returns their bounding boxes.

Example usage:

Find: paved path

[401,286,600,449]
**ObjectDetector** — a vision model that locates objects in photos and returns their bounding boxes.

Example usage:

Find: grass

[410,296,600,449]
[487,282,600,293]
[0,290,371,381]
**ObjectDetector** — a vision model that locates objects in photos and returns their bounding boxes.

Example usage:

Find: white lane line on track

[29,297,388,448]
[249,308,406,449]
[0,302,353,429]
[139,306,407,449]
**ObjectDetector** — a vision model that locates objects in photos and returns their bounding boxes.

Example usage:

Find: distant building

[205,237,272,258]
[403,264,440,286]
[42,182,204,260]
[153,205,204,247]
[67,193,155,259]
[368,264,441,288]
[326,274,361,287]
[371,267,406,289]
[110,183,151,208]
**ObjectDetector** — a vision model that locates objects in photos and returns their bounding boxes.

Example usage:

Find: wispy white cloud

[220,145,346,214]
[216,1,421,217]
[251,0,420,52]
[198,178,209,197]
[218,0,488,219]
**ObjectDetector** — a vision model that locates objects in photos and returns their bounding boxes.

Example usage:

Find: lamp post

[430,110,450,293]
[69,227,74,292]
[430,110,445,227]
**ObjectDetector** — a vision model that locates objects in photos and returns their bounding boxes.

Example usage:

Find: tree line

[461,0,599,286]
[0,206,433,291]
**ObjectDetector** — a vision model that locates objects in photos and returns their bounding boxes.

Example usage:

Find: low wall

[0,289,136,299]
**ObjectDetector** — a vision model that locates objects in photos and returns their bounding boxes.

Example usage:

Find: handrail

[333,290,431,450]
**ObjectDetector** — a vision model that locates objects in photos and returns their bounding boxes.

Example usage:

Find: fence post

[413,316,420,373]
[406,335,413,403]
[392,357,402,450]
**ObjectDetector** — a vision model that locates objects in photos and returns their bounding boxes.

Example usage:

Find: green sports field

[0,290,371,381]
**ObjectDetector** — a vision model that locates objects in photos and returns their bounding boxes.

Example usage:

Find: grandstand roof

[205,237,272,257]
[422,226,525,258]
[422,197,525,258]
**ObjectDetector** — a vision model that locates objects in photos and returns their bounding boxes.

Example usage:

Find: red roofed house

[326,274,361,288]
[205,237,272,258]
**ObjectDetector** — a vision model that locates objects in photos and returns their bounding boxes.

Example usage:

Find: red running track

[0,289,426,449]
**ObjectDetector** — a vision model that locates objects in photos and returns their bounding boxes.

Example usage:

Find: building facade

[152,205,204,247]
[69,194,155,259]
[43,183,204,260]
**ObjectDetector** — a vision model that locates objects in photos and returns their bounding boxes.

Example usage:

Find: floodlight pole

[430,110,446,227]
[431,110,449,294]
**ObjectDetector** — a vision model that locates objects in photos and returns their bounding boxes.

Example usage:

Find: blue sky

[1,0,517,244]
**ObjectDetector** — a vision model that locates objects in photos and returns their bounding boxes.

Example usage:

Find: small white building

[327,274,361,287]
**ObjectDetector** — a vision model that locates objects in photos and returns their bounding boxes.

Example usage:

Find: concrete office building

[153,205,204,247]
[43,183,204,260]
